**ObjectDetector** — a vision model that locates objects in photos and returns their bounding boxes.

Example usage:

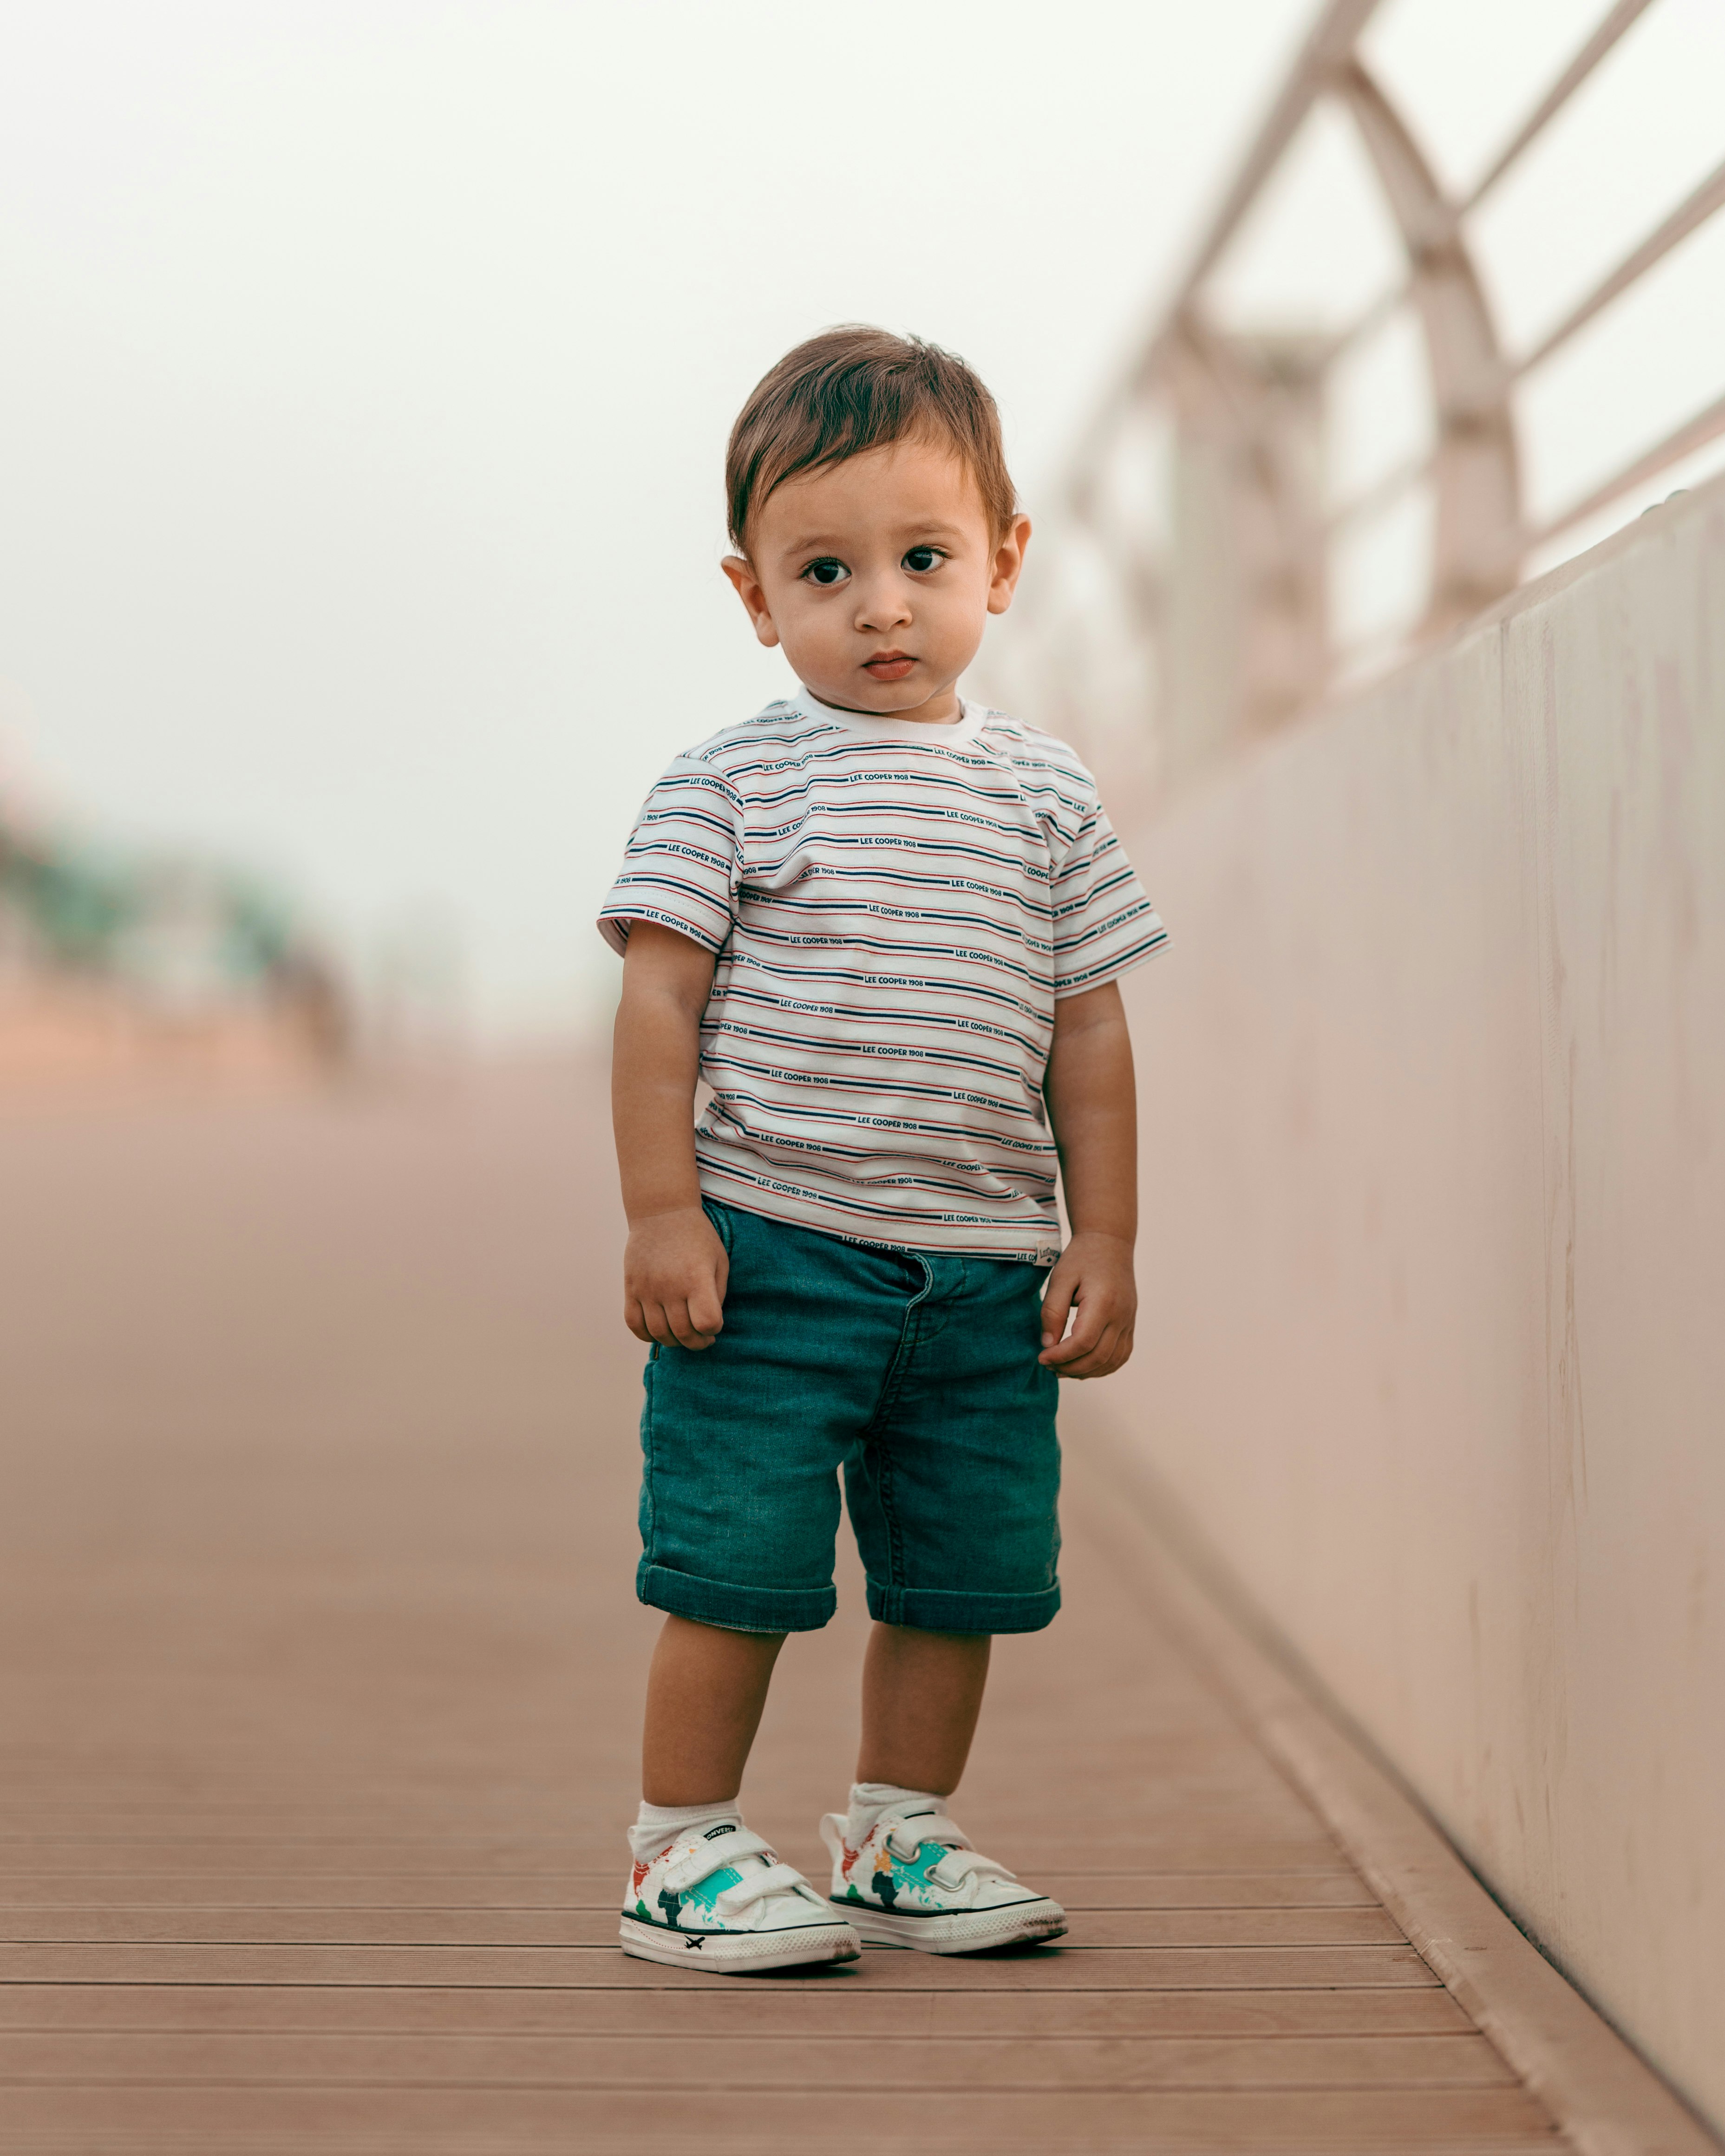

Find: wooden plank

[0,1906,1406,1948]
[995,1870,1379,1909]
[0,1982,1474,2038]
[0,1832,1349,1875]
[0,1868,1379,1909]
[0,1943,1442,1989]
[0,2028,1519,2088]
[0,1844,601,1875]
[0,2082,1563,2147]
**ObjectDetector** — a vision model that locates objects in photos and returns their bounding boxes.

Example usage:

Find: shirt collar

[793,684,984,742]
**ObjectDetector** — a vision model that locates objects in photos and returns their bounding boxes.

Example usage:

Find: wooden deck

[0,1065,1569,2153]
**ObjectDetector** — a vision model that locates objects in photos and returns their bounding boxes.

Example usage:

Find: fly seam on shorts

[858,1255,934,1439]
[907,1253,968,1345]
[857,1255,934,1597]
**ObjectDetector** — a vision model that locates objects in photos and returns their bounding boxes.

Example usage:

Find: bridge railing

[993,0,1725,795]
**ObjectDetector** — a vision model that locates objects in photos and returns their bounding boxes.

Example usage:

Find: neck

[812,683,963,725]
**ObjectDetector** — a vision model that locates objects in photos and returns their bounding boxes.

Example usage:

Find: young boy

[599,327,1166,1973]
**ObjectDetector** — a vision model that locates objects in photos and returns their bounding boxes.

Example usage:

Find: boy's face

[722,438,1030,724]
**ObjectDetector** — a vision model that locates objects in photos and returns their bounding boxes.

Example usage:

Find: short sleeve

[597,756,743,957]
[1051,798,1169,997]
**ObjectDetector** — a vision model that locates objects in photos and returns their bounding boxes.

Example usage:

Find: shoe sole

[835,1897,1067,1954]
[619,1915,861,1974]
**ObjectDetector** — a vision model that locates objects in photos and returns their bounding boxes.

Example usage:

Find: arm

[611,921,728,1350]
[1039,979,1137,1378]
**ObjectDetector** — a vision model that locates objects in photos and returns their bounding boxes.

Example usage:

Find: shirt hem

[697,1182,1059,1268]
[597,907,726,958]
[1052,930,1171,999]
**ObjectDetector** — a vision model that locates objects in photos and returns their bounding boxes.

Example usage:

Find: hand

[624,1207,729,1350]
[1039,1229,1136,1378]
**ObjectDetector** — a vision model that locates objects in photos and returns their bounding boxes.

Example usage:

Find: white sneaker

[620,1820,861,1974]
[819,1800,1066,1954]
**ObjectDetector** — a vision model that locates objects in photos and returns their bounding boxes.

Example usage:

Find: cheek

[766,588,850,664]
[785,591,849,640]
[924,572,991,635]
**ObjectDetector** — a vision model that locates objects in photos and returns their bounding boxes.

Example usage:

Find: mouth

[862,651,915,682]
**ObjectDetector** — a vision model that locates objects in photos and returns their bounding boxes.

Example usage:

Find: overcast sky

[2,0,1718,1032]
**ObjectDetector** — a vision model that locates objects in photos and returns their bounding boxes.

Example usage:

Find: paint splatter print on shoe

[818,1800,1066,1954]
[620,1821,860,1974]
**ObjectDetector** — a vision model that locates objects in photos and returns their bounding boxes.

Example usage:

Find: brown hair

[725,326,1016,551]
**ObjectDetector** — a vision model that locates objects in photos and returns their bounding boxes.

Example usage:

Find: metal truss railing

[1002,0,1723,792]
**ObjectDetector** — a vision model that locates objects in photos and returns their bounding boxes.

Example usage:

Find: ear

[986,514,1032,616]
[722,555,780,648]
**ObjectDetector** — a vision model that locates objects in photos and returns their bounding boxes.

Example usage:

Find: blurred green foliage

[0,816,304,989]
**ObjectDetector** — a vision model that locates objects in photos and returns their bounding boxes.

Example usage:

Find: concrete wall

[1103,475,1725,2125]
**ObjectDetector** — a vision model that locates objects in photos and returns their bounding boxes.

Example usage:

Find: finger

[643,1301,680,1347]
[1054,1289,1133,1359]
[1040,1299,1105,1363]
[624,1298,653,1344]
[686,1277,725,1342]
[1042,1309,1121,1369]
[662,1300,700,1350]
[1039,1268,1077,1350]
[665,1299,722,1352]
[1108,1328,1136,1373]
[1061,1325,1131,1380]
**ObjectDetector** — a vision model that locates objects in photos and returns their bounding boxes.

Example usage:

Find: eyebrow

[776,521,972,555]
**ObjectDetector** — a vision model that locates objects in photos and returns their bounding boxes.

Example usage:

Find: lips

[863,652,915,681]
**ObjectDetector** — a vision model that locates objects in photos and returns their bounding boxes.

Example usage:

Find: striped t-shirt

[598,688,1166,1263]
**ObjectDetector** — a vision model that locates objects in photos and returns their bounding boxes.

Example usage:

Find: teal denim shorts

[636,1201,1061,1636]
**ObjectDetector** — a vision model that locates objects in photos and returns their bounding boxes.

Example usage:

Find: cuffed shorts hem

[636,1559,836,1635]
[864,1578,1061,1635]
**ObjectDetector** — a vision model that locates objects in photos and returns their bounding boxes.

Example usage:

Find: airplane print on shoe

[818,1800,1067,1953]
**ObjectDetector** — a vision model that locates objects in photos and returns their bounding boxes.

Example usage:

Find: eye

[802,557,849,587]
[903,545,943,574]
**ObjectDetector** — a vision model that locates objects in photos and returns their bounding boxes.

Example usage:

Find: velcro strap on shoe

[927,1845,1018,1886]
[662,1827,776,1893]
[884,1815,972,1858]
[711,1862,819,1913]
[883,1816,1019,1888]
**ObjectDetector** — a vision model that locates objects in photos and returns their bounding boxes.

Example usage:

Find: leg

[831,1622,1064,1954]
[856,1621,992,1795]
[641,1614,785,1806]
[626,1614,860,1973]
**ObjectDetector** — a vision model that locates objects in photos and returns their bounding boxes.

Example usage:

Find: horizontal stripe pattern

[599,692,1166,1261]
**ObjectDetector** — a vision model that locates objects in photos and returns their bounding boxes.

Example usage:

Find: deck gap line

[0,2076,1526,2094]
[0,1979,1446,1993]
[0,2029,1495,2043]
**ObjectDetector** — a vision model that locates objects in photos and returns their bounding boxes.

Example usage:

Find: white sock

[847,1781,946,1845]
[628,1798,744,1868]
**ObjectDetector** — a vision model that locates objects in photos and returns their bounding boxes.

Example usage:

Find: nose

[853,570,913,635]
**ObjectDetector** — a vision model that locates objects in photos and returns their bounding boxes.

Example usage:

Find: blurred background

[3,0,1719,1060]
[2,2,1722,2143]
